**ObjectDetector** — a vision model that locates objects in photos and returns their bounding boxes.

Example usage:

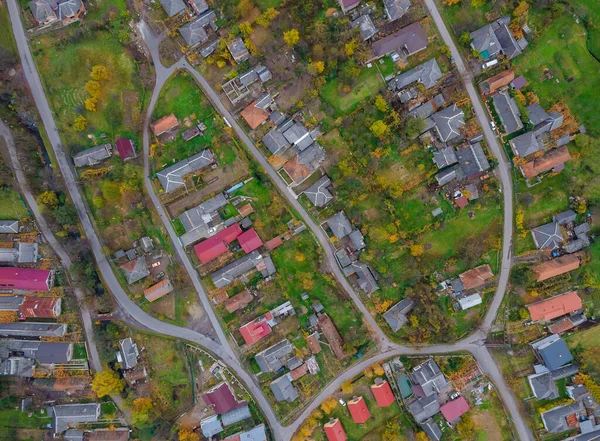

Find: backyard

[0,186,28,220]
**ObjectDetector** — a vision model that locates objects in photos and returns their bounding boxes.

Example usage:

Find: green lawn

[0,5,17,55]
[254,0,284,11]
[0,187,28,220]
[512,15,600,136]
[565,319,600,378]
[568,0,600,59]
[0,398,51,441]
[440,0,495,35]
[321,66,384,115]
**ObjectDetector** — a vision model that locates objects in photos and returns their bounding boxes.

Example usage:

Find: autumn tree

[373,363,384,376]
[341,380,354,394]
[404,117,426,139]
[239,21,253,37]
[321,396,338,414]
[73,115,88,132]
[410,244,424,257]
[375,95,389,113]
[307,61,325,76]
[284,29,300,47]
[513,1,530,18]
[459,32,471,47]
[471,0,485,8]
[345,39,358,57]
[364,366,374,378]
[90,65,109,81]
[256,7,279,27]
[415,432,429,441]
[38,190,59,208]
[456,414,475,440]
[444,0,460,5]
[370,120,389,139]
[178,429,199,441]
[91,369,124,397]
[132,397,154,427]
[85,97,98,112]
[383,420,402,441]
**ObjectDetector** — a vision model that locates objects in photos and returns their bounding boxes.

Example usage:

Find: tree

[283,29,300,47]
[102,181,122,201]
[38,190,59,208]
[363,366,374,377]
[373,363,384,376]
[444,0,460,5]
[91,369,124,397]
[256,7,279,27]
[239,21,253,37]
[513,1,530,18]
[90,65,109,81]
[345,39,358,57]
[236,0,254,17]
[375,95,389,113]
[410,244,424,256]
[307,61,324,75]
[471,0,486,7]
[404,117,426,139]
[85,80,101,98]
[456,414,475,440]
[321,396,338,414]
[415,432,429,441]
[85,97,98,112]
[73,115,88,132]
[178,429,199,441]
[459,32,471,47]
[132,397,154,427]
[370,120,389,139]
[383,421,402,441]
[341,380,354,394]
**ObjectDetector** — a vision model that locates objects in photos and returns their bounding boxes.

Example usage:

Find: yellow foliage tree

[178,429,200,441]
[375,95,389,113]
[373,363,385,376]
[375,300,392,314]
[239,21,253,36]
[341,380,354,394]
[364,366,374,378]
[513,1,530,17]
[85,97,98,112]
[370,120,389,139]
[321,396,338,414]
[85,80,101,98]
[345,39,357,57]
[415,432,429,441]
[410,244,424,257]
[38,190,59,208]
[284,29,300,46]
[90,65,109,81]
[91,369,124,398]
[73,115,88,132]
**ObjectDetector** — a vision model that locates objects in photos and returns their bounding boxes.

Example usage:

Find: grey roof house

[343,261,379,294]
[255,339,294,373]
[178,10,217,46]
[432,104,464,144]
[325,211,353,239]
[435,163,464,186]
[528,371,559,400]
[158,0,186,16]
[492,91,523,135]
[509,131,542,157]
[408,394,440,423]
[270,374,299,402]
[383,298,415,332]
[117,338,139,370]
[531,221,564,250]
[200,414,223,438]
[0,220,19,234]
[49,403,101,434]
[73,144,112,168]
[541,402,584,433]
[119,257,150,285]
[410,359,450,396]
[227,38,250,63]
[221,404,252,426]
[211,251,276,289]
[470,17,523,60]
[304,175,333,207]
[555,210,577,225]
[456,142,490,178]
[384,0,411,21]
[352,14,378,40]
[157,149,215,193]
[536,337,573,371]
[371,21,428,60]
[433,147,458,169]
[388,58,443,91]
[0,322,66,338]
[420,418,442,441]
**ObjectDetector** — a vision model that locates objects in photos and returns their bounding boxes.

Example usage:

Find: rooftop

[527,291,582,322]
[372,21,428,58]
[388,58,443,91]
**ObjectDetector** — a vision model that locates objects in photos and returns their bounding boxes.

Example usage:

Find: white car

[490,120,496,130]
[338,398,347,407]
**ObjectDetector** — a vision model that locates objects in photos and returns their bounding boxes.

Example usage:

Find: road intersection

[7,0,532,439]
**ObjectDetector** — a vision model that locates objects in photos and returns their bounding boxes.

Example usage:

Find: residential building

[240,98,271,129]
[371,22,428,60]
[211,251,276,288]
[227,38,250,63]
[223,425,267,441]
[384,0,411,21]
[492,91,523,135]
[410,359,450,396]
[0,322,66,338]
[222,67,267,105]
[270,375,299,402]
[521,146,571,179]
[119,257,149,285]
[510,131,542,157]
[541,402,583,433]
[318,313,345,359]
[238,228,263,253]
[239,313,273,345]
[221,404,252,426]
[528,370,559,400]
[117,338,139,370]
[388,58,442,91]
[470,17,523,60]
[0,267,53,291]
[19,297,61,318]
[432,104,465,144]
[435,164,464,186]
[458,265,493,290]
[200,415,223,438]
[433,147,458,169]
[73,144,112,168]
[458,293,482,310]
[420,418,442,441]
[224,289,253,313]
[532,335,573,371]
[0,242,38,264]
[115,138,135,160]
[408,394,441,423]
[352,15,378,41]
[203,382,246,414]
[324,419,347,441]
[156,149,215,193]
[325,211,353,239]
[255,339,294,373]
[0,220,19,234]
[348,396,371,423]
[527,291,582,322]
[456,142,490,178]
[143,278,174,302]
[532,255,581,283]
[178,10,217,46]
[338,0,360,13]
[383,298,415,332]
[150,114,179,136]
[29,0,85,25]
[49,404,101,434]
[0,295,24,312]
[177,193,228,245]
[194,224,242,263]
[307,332,321,354]
[531,221,564,250]
[371,378,396,406]
[304,175,334,208]
[343,261,379,294]
[440,397,470,424]
[480,69,515,95]
[157,0,186,16]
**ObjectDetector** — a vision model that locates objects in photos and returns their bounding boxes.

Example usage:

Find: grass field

[321,66,385,115]
[441,0,495,35]
[254,0,284,11]
[565,325,600,378]
[0,6,17,55]
[0,187,28,220]
[513,15,600,136]
[568,0,600,59]
[0,397,51,440]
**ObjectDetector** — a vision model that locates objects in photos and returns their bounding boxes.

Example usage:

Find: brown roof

[318,314,345,359]
[531,254,581,282]
[282,155,313,183]
[19,297,60,318]
[124,366,147,382]
[484,69,515,94]
[150,114,179,136]
[238,203,254,217]
[548,319,575,334]
[527,291,582,322]
[265,236,283,250]
[521,146,571,179]
[223,289,253,313]
[144,279,174,302]
[459,264,494,290]
[240,101,269,129]
[52,376,90,392]
[86,429,130,441]
[307,332,321,354]
[290,363,309,380]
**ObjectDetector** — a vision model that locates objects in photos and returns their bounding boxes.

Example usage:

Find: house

[384,0,411,21]
[492,91,523,135]
[349,230,365,251]
[420,418,442,441]
[509,131,542,157]
[531,221,564,250]
[304,175,333,208]
[227,38,250,63]
[0,220,19,234]
[440,397,470,424]
[211,251,276,288]
[458,265,493,290]
[410,359,450,396]
[338,0,360,13]
[178,10,217,46]
[241,100,270,130]
[343,261,379,294]
[307,332,321,354]
[203,382,246,414]
[222,67,265,105]
[532,335,573,371]
[221,404,252,426]
[0,322,66,338]
[433,147,458,169]
[325,211,353,239]
[408,394,441,423]
[282,142,326,184]
[143,279,174,302]
[348,396,371,423]
[521,146,571,179]
[0,295,24,313]
[255,339,294,373]
[371,378,396,407]
[150,114,179,136]
[352,15,378,41]
[432,105,464,144]
[480,69,515,95]
[117,338,139,370]
[115,138,136,160]
[157,0,186,16]
[458,293,482,310]
[318,314,345,359]
[238,228,263,253]
[239,313,273,345]
[49,404,101,434]
[527,291,582,322]
[19,297,61,318]
[194,224,242,263]
[270,375,299,402]
[456,142,490,178]
[470,17,522,60]
[528,370,559,400]
[435,164,464,186]
[224,289,253,313]
[383,298,415,332]
[119,257,149,285]
[371,21,428,60]
[541,402,583,433]
[189,0,208,14]
[324,418,347,441]
[29,0,85,25]
[0,267,53,291]
[531,254,581,282]
[388,58,442,91]
[0,242,38,264]
[200,415,223,438]
[73,144,112,168]
[223,425,267,441]
[157,149,215,193]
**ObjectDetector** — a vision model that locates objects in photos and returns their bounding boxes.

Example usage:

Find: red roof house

[203,382,245,414]
[19,297,61,318]
[347,396,371,423]
[238,228,263,254]
[239,313,273,345]
[324,419,347,441]
[440,396,470,423]
[115,138,135,160]
[216,224,243,243]
[265,236,283,250]
[0,268,53,291]
[370,378,395,407]
[194,224,243,263]
[527,291,582,322]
